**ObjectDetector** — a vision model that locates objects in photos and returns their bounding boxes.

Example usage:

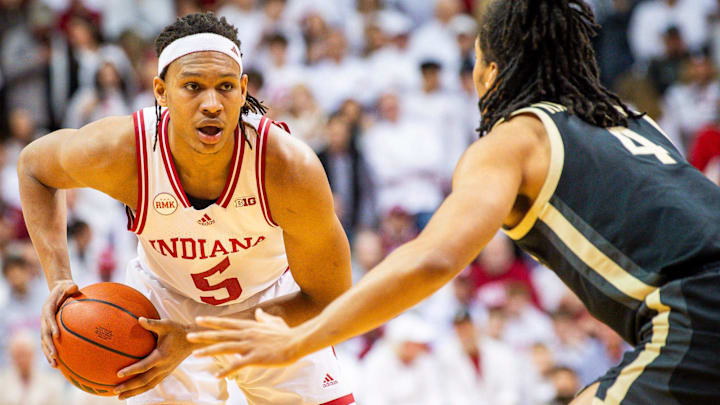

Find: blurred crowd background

[0,0,719,404]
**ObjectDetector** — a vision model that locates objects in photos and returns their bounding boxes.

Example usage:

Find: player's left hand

[187,309,303,378]
[114,317,198,400]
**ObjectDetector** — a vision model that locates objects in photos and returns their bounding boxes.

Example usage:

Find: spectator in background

[404,60,468,183]
[362,92,445,220]
[502,283,555,351]
[628,0,713,61]
[647,26,690,96]
[379,206,417,255]
[131,51,159,112]
[365,10,419,98]
[317,113,376,236]
[549,310,613,387]
[661,50,720,152]
[594,0,636,87]
[0,253,45,366]
[274,84,327,150]
[690,119,720,184]
[259,32,305,110]
[436,311,522,405]
[471,233,541,308]
[0,330,65,405]
[361,313,443,405]
[409,0,462,90]
[64,60,132,128]
[217,0,263,59]
[549,366,581,405]
[526,342,558,405]
[350,229,383,281]
[307,29,367,111]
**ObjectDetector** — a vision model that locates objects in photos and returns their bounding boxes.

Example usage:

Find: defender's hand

[188,309,304,378]
[114,318,197,400]
[41,280,79,367]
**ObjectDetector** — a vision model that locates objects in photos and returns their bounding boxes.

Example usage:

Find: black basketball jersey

[503,102,720,344]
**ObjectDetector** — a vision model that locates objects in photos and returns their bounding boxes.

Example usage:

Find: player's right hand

[41,279,79,367]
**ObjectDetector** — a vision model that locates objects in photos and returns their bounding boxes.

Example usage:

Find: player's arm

[188,117,545,374]
[18,116,137,366]
[233,125,353,326]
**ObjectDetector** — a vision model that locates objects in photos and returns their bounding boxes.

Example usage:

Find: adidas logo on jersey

[197,214,215,226]
[321,373,337,388]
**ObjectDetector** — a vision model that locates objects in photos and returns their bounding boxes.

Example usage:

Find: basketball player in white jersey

[18,13,355,405]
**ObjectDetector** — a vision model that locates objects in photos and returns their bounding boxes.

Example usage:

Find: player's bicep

[270,150,352,300]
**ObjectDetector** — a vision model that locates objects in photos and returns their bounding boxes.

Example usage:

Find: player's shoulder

[263,119,324,187]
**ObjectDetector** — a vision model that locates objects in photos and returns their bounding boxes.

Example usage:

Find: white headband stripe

[157,33,243,76]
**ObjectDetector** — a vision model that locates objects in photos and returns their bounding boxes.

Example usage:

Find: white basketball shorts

[123,258,355,405]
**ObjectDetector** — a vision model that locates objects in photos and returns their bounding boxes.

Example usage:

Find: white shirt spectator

[660,79,720,152]
[436,335,523,405]
[217,1,265,59]
[628,0,713,61]
[308,56,368,112]
[361,113,446,215]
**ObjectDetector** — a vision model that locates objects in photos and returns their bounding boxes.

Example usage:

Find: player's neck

[167,124,235,199]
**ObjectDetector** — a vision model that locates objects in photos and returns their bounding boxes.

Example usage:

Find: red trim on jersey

[273,119,290,134]
[159,111,191,208]
[129,110,150,234]
[218,125,245,208]
[255,117,278,227]
[319,394,355,405]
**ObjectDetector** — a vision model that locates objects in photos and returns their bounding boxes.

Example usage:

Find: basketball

[52,282,160,396]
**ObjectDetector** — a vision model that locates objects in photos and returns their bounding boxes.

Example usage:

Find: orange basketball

[52,282,160,396]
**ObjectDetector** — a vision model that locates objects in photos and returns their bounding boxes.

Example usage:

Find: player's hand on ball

[188,309,303,378]
[41,279,78,367]
[114,317,198,400]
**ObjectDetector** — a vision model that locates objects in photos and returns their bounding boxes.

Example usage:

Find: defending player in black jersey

[187,1,720,403]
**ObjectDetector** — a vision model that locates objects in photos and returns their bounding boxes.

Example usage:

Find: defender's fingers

[117,350,161,377]
[186,330,244,344]
[195,316,256,330]
[253,308,283,324]
[216,356,261,378]
[193,342,252,357]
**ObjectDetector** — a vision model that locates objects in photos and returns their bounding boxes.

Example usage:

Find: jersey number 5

[190,257,243,305]
[609,128,677,165]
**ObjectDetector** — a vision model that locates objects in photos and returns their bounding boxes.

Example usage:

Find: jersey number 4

[190,257,243,305]
[609,128,677,165]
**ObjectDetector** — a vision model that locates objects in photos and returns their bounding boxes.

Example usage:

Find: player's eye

[184,82,199,91]
[220,83,234,91]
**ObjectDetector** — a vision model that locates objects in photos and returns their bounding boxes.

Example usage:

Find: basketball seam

[59,300,149,360]
[55,354,117,387]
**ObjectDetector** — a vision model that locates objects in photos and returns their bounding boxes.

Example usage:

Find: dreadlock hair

[153,12,266,149]
[476,0,642,135]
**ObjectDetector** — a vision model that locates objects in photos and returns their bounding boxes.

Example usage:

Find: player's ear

[153,77,168,107]
[485,62,498,90]
[239,74,248,107]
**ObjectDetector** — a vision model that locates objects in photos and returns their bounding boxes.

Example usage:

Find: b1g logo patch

[153,192,178,215]
[234,196,257,208]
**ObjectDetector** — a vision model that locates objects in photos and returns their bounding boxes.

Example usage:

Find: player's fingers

[186,330,243,344]
[195,316,256,330]
[253,308,284,325]
[117,350,161,377]
[42,302,60,338]
[40,339,56,367]
[116,374,165,400]
[215,355,261,378]
[192,342,252,357]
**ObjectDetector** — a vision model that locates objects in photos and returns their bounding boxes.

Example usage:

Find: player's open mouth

[197,126,223,144]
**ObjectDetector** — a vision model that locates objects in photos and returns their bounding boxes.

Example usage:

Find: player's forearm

[292,239,463,355]
[18,151,72,289]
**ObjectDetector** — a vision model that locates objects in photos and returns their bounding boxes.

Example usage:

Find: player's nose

[200,90,223,116]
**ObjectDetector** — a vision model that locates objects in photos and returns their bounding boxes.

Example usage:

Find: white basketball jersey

[126,107,289,306]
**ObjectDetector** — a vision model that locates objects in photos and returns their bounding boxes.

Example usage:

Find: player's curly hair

[476,0,642,135]
[152,12,265,148]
